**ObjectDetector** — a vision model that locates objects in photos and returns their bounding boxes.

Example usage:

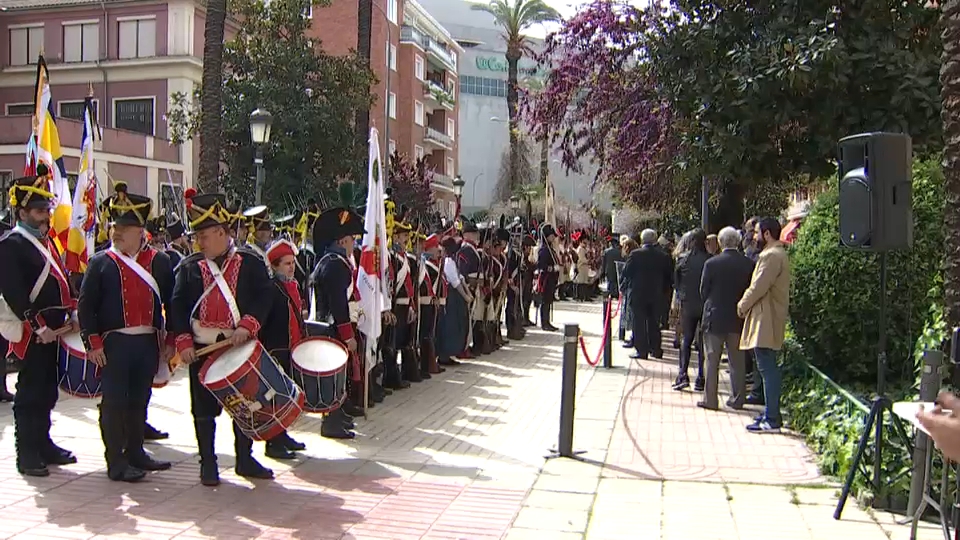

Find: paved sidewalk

[0,301,946,539]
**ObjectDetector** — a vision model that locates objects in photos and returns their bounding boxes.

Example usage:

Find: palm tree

[198,0,228,192]
[471,0,560,196]
[940,0,960,327]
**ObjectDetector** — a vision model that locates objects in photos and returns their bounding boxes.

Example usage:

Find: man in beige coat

[737,217,790,434]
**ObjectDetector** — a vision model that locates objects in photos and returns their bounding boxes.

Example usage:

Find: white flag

[356,128,392,343]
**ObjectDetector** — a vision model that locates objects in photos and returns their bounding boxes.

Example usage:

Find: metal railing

[425,126,453,148]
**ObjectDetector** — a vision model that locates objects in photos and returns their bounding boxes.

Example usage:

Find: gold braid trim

[9,184,54,208]
[188,202,231,229]
[109,195,151,225]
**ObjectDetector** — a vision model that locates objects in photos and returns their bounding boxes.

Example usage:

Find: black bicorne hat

[108,192,153,227]
[185,190,231,232]
[145,215,165,236]
[495,228,511,243]
[541,223,557,239]
[243,205,272,231]
[166,216,186,240]
[312,207,365,249]
[8,163,54,210]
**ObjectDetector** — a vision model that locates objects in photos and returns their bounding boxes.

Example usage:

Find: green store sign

[475,56,538,74]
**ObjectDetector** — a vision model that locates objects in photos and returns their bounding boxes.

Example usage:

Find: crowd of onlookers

[604,217,791,434]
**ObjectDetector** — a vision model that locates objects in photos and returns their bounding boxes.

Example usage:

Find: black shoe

[281,433,306,451]
[342,403,365,418]
[694,379,705,392]
[542,324,559,332]
[629,352,648,360]
[144,423,169,441]
[128,454,172,471]
[236,458,274,479]
[725,399,744,410]
[622,341,634,349]
[200,462,220,486]
[384,379,410,390]
[17,463,49,477]
[672,379,690,391]
[420,371,432,379]
[109,466,146,483]
[265,440,297,460]
[745,395,765,406]
[696,401,718,411]
[40,443,77,465]
[321,416,356,440]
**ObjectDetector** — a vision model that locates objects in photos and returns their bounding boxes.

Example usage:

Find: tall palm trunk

[506,45,521,196]
[942,0,960,326]
[198,0,227,193]
[356,0,374,173]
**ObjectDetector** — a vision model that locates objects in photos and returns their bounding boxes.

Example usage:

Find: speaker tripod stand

[834,252,913,519]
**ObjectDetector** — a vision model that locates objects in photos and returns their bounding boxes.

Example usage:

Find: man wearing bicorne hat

[506,233,533,340]
[384,221,417,388]
[536,224,561,331]
[417,233,446,377]
[0,164,79,477]
[244,206,274,267]
[165,216,191,269]
[169,189,276,487]
[456,220,482,360]
[311,207,366,432]
[78,191,174,482]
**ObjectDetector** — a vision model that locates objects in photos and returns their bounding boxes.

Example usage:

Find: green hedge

[789,158,945,389]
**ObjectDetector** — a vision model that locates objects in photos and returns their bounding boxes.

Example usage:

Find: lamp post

[453,174,465,218]
[249,108,273,205]
[509,195,520,214]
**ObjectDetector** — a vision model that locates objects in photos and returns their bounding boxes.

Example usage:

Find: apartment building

[0,0,224,210]
[310,0,462,212]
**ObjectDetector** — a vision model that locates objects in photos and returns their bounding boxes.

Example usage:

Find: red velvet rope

[578,296,622,366]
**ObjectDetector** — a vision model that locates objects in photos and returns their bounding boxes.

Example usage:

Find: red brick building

[309,0,462,213]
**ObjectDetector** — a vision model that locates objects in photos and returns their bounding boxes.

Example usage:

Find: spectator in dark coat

[672,229,710,391]
[698,226,756,410]
[620,229,673,360]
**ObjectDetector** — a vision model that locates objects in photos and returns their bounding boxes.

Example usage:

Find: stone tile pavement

[0,301,947,539]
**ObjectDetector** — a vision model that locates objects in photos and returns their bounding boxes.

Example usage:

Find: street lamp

[249,108,273,205]
[453,175,465,198]
[509,195,520,212]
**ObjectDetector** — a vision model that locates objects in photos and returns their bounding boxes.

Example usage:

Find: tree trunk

[942,0,960,326]
[197,0,228,193]
[355,0,374,178]
[506,44,521,197]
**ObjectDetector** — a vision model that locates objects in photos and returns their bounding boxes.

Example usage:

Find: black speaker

[838,132,913,251]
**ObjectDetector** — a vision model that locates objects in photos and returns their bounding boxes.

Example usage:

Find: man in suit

[620,229,673,359]
[600,236,624,340]
[698,227,755,410]
[738,217,791,434]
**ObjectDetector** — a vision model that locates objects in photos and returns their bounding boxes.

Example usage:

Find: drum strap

[108,247,161,300]
[193,256,242,326]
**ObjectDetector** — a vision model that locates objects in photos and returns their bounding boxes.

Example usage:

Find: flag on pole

[65,97,99,273]
[33,55,71,253]
[356,127,392,344]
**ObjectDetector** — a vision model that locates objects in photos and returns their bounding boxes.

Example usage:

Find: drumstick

[196,340,235,356]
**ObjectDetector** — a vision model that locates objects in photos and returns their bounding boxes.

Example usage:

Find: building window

[160,183,184,216]
[447,118,455,140]
[118,18,156,59]
[414,145,424,160]
[387,42,396,71]
[388,139,396,157]
[387,0,398,24]
[388,92,397,119]
[0,171,12,211]
[59,100,99,122]
[303,2,313,18]
[6,103,34,116]
[460,75,508,98]
[114,98,154,135]
[414,101,424,126]
[63,22,98,63]
[446,157,454,177]
[9,25,44,67]
[415,55,425,81]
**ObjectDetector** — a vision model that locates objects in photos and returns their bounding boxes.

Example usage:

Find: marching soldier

[418,233,446,377]
[78,192,174,482]
[169,191,275,487]
[0,164,79,477]
[260,239,310,458]
[312,207,365,434]
[456,221,481,360]
[536,224,561,331]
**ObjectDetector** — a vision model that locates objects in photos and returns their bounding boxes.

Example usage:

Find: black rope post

[547,323,585,460]
[602,297,613,369]
[907,349,945,516]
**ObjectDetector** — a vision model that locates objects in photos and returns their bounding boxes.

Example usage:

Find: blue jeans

[754,347,782,426]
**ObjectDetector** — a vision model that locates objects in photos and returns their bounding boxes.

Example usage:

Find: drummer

[260,239,309,458]
[0,165,79,477]
[312,206,365,435]
[169,190,275,487]
[78,192,174,482]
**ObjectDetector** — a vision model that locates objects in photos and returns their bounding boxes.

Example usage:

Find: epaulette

[174,251,204,272]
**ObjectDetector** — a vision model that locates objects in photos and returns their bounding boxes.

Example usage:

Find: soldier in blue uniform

[243,206,273,265]
[0,165,79,477]
[455,221,482,359]
[0,212,14,403]
[311,207,365,429]
[78,192,174,482]
[384,221,416,388]
[536,224,561,331]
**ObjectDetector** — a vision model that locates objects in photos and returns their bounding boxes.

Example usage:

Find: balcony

[400,25,456,72]
[424,126,453,150]
[430,172,456,194]
[423,80,455,111]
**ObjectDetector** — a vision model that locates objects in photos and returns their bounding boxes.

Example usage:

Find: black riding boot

[0,354,14,402]
[265,434,297,460]
[15,411,47,477]
[321,408,355,440]
[233,423,273,480]
[193,417,220,486]
[126,407,171,471]
[401,348,423,382]
[99,406,145,483]
[39,411,76,466]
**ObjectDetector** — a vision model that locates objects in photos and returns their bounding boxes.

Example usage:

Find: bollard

[555,324,579,458]
[602,297,613,369]
[906,349,945,516]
